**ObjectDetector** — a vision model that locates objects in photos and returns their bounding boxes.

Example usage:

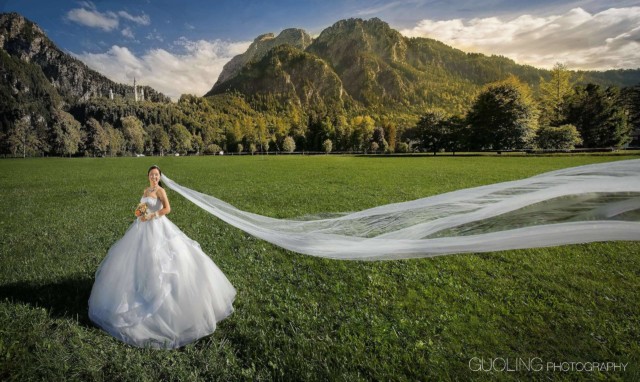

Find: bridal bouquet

[135,202,148,218]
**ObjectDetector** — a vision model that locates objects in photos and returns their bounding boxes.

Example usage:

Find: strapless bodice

[140,196,163,213]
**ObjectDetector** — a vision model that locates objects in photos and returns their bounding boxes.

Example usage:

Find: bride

[88,165,236,349]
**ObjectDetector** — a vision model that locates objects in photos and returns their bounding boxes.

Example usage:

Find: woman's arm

[154,187,171,218]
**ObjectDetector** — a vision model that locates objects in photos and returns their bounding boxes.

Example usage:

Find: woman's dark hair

[148,165,164,188]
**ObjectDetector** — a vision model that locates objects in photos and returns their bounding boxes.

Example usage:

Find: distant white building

[132,78,145,102]
[134,78,139,102]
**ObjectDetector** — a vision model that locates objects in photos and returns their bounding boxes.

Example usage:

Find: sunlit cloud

[400,7,640,70]
[74,39,251,100]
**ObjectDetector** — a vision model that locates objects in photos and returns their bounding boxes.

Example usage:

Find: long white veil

[161,159,640,260]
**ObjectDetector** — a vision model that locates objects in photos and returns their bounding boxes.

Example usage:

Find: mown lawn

[1,155,638,381]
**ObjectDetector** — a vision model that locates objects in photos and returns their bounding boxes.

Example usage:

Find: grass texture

[0,155,638,381]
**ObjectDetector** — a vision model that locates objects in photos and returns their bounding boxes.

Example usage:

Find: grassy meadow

[1,154,639,381]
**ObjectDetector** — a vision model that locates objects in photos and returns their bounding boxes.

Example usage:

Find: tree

[322,139,332,154]
[320,116,335,142]
[255,117,269,152]
[148,124,170,156]
[7,116,42,157]
[467,76,539,150]
[333,115,349,150]
[283,136,296,153]
[416,110,448,154]
[416,111,466,154]
[169,123,192,154]
[85,118,109,156]
[445,116,468,155]
[104,123,125,157]
[121,116,145,154]
[534,124,582,150]
[192,133,204,154]
[566,84,630,148]
[382,121,397,153]
[350,115,375,151]
[621,85,640,146]
[539,63,575,126]
[372,126,385,146]
[51,109,82,157]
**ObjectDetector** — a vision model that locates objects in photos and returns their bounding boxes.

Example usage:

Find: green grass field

[1,155,639,381]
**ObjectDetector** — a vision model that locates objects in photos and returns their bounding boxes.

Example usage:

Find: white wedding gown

[88,196,236,349]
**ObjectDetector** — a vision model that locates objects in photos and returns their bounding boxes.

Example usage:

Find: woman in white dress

[88,165,236,349]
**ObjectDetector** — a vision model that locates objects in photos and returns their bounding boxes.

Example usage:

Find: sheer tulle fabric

[88,197,236,349]
[161,159,640,260]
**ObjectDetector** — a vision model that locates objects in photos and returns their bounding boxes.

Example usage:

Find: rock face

[213,28,313,88]
[0,12,170,103]
[307,18,412,106]
[209,45,351,116]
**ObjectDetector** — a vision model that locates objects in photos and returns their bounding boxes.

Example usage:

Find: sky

[1,0,639,100]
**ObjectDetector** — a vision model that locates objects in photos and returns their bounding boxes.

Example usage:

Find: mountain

[208,17,640,118]
[0,12,170,129]
[209,44,353,119]
[214,28,313,87]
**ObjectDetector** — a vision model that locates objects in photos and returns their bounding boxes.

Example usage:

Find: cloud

[357,1,404,16]
[118,11,151,26]
[400,7,640,70]
[66,7,118,31]
[146,29,164,42]
[121,27,135,39]
[66,3,151,31]
[74,39,251,101]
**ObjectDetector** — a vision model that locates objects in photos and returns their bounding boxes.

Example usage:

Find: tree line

[1,64,638,157]
[411,64,638,154]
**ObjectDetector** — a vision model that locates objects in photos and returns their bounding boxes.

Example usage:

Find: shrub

[283,136,296,153]
[204,143,222,155]
[322,139,333,154]
[396,142,410,153]
[535,124,582,150]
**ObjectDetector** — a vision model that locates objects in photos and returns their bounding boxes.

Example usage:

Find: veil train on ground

[162,159,640,260]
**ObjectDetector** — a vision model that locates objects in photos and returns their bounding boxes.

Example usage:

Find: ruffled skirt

[88,217,236,348]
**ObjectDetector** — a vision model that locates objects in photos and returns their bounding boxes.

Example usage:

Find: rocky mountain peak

[212,27,313,89]
[0,12,52,62]
[255,32,275,42]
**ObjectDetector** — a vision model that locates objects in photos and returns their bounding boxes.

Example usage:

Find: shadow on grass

[0,276,95,327]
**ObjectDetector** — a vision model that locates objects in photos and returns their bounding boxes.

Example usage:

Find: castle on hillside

[108,78,144,101]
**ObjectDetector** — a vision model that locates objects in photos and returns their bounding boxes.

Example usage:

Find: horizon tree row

[411,65,637,154]
[1,64,638,157]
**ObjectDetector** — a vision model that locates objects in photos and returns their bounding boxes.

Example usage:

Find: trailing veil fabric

[161,159,640,260]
